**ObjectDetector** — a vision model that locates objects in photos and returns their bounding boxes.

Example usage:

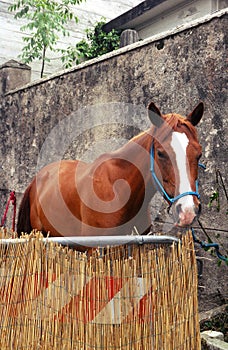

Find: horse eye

[157,150,166,159]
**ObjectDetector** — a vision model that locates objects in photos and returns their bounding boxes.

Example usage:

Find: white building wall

[135,0,228,39]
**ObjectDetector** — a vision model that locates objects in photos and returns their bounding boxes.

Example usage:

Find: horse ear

[187,102,204,126]
[148,102,164,128]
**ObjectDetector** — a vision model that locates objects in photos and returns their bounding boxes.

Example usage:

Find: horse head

[148,101,204,227]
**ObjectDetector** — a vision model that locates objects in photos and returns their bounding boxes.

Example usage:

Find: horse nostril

[196,203,201,216]
[176,204,182,215]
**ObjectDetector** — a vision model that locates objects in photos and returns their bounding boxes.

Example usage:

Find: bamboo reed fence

[0,229,201,350]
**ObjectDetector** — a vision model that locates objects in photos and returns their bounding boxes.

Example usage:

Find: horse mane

[165,113,195,132]
[154,113,197,142]
[127,130,152,152]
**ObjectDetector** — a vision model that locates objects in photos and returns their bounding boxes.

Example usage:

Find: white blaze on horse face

[171,132,195,216]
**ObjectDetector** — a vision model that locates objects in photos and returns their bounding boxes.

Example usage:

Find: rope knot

[10,191,16,205]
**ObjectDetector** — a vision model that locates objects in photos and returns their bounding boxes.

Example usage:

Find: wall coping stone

[0,59,31,71]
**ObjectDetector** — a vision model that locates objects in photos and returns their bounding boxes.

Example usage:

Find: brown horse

[17,101,204,238]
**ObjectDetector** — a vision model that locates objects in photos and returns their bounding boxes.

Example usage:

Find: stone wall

[0,12,227,311]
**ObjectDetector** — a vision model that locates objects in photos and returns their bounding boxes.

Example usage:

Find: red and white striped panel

[1,272,153,324]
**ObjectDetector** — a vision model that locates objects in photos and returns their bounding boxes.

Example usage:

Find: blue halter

[150,143,205,205]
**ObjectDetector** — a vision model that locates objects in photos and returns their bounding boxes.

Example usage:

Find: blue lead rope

[191,227,228,263]
[198,163,206,170]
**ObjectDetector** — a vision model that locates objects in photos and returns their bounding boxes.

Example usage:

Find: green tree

[9,0,84,77]
[61,19,121,68]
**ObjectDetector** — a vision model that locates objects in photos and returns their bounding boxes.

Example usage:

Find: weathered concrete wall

[0,13,227,311]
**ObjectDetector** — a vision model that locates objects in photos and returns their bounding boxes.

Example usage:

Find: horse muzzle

[173,199,201,227]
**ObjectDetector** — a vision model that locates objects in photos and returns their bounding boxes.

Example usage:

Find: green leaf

[71,18,121,65]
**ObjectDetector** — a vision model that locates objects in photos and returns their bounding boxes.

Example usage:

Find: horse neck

[115,130,154,187]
